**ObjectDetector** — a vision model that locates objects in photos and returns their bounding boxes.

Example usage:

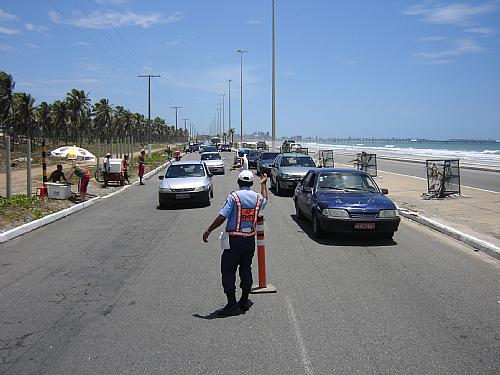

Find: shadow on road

[156,201,211,211]
[193,309,244,320]
[290,215,398,247]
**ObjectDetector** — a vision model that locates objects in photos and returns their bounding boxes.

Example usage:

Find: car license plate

[175,193,190,199]
[354,222,375,230]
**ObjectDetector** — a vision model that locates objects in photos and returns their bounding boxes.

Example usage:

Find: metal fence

[353,153,377,177]
[426,159,461,197]
[319,150,334,168]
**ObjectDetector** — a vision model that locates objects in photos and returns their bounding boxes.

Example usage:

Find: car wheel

[295,200,304,220]
[270,176,275,189]
[210,188,214,198]
[312,212,324,238]
[382,231,394,239]
[275,180,281,196]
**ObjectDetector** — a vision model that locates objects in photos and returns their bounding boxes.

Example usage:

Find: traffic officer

[203,170,268,316]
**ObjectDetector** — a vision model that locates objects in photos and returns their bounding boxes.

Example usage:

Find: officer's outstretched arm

[203,214,226,243]
[260,173,268,200]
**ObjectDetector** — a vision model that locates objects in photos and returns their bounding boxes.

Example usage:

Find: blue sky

[1,0,499,139]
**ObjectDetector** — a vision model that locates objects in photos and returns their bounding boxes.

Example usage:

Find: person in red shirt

[138,149,146,185]
[122,154,130,185]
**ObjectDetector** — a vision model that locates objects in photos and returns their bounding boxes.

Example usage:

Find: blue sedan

[293,168,400,238]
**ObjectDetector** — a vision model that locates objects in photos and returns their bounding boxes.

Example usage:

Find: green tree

[50,100,68,145]
[11,92,36,150]
[66,89,91,146]
[0,71,15,143]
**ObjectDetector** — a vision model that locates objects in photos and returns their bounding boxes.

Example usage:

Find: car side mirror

[159,176,164,180]
[208,173,214,178]
[381,188,388,194]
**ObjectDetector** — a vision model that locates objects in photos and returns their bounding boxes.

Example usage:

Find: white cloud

[40,78,100,85]
[246,19,263,25]
[165,40,180,47]
[0,25,20,35]
[414,38,483,63]
[95,0,127,4]
[464,27,496,35]
[74,41,92,46]
[417,36,448,42]
[49,10,184,29]
[25,43,41,49]
[0,42,12,51]
[25,23,49,34]
[404,1,499,25]
[0,9,19,22]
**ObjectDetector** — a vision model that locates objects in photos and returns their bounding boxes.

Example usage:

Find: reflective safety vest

[227,191,261,237]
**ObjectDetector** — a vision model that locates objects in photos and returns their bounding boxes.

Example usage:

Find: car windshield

[280,156,315,167]
[201,153,221,160]
[165,164,205,178]
[248,150,261,157]
[316,172,379,192]
[261,152,280,161]
[202,147,217,152]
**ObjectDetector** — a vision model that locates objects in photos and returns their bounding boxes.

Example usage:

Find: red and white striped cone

[251,216,277,294]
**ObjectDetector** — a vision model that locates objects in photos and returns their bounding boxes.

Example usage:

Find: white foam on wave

[303,142,500,167]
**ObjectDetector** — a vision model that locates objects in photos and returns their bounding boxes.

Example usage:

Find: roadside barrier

[251,216,277,294]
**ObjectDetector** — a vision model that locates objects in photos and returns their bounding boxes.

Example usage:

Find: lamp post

[138,74,160,156]
[271,0,276,151]
[221,93,226,141]
[228,79,232,143]
[171,106,182,145]
[237,49,247,144]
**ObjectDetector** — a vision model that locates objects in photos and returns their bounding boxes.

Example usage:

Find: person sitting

[48,164,67,183]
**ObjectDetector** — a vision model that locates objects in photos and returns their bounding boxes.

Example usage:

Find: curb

[0,158,174,244]
[398,208,500,260]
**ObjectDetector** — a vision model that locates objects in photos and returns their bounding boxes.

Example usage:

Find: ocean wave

[482,149,500,154]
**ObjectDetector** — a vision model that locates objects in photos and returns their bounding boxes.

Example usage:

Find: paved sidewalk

[376,170,500,252]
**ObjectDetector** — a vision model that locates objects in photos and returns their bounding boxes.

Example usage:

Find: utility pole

[221,93,226,141]
[171,106,182,145]
[182,118,189,143]
[138,74,160,156]
[216,107,221,136]
[272,0,276,151]
[228,80,232,143]
[237,49,247,144]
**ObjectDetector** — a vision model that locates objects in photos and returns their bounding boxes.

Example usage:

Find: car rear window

[261,152,279,161]
[166,164,205,178]
[280,156,315,167]
[201,153,221,160]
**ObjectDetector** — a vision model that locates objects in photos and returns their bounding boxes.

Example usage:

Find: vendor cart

[95,158,124,187]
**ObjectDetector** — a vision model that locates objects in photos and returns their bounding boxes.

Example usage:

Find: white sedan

[200,152,225,175]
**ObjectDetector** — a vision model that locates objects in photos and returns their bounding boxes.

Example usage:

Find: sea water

[304,140,500,168]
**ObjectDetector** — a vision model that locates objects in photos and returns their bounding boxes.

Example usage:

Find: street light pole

[138,74,160,156]
[228,79,232,143]
[171,106,182,145]
[237,49,247,144]
[271,0,276,151]
[221,93,226,141]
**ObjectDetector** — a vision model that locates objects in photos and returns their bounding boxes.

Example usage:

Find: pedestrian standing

[203,170,268,316]
[138,149,146,185]
[67,163,90,202]
[122,154,130,185]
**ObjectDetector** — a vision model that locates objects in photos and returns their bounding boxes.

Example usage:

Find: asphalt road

[1,152,499,374]
[332,153,500,193]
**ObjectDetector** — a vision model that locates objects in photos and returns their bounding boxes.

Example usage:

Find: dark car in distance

[219,143,232,152]
[256,151,280,176]
[246,149,263,169]
[293,168,400,238]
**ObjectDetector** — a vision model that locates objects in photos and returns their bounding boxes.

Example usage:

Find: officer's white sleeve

[242,154,249,170]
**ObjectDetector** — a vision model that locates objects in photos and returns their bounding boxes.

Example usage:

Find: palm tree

[0,71,15,144]
[66,89,91,146]
[37,101,51,145]
[93,99,113,144]
[11,92,36,150]
[50,100,68,145]
[228,128,235,145]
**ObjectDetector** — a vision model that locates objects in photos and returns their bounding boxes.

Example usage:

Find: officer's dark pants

[221,236,255,294]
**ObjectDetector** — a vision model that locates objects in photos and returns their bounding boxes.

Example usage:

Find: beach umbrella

[50,146,95,162]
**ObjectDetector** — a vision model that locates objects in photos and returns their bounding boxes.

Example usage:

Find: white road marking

[285,295,314,375]
[336,163,500,194]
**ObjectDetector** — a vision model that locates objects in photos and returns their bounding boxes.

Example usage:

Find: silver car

[158,160,213,207]
[270,153,316,195]
[200,152,225,175]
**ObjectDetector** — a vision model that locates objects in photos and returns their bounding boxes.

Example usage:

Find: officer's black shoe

[238,298,253,312]
[217,302,243,317]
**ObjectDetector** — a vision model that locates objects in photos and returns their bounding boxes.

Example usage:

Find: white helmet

[238,170,254,182]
